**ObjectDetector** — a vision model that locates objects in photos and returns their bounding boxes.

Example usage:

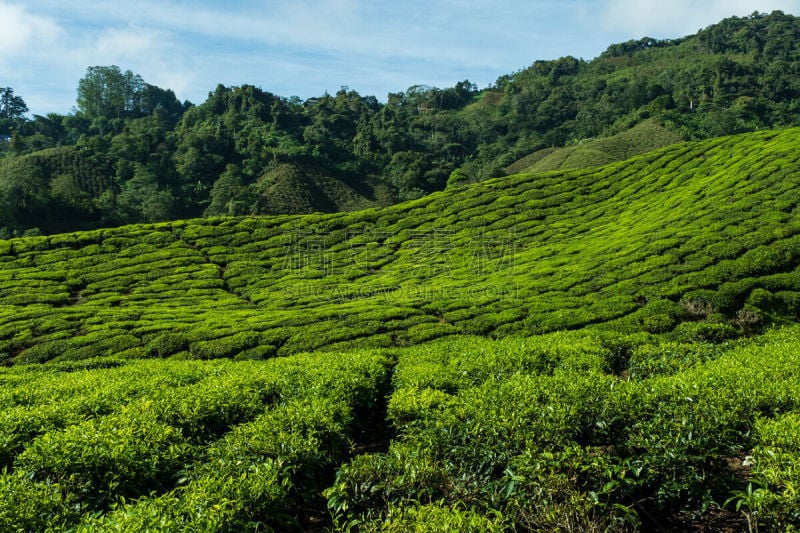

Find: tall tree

[76,66,146,119]
[0,87,27,119]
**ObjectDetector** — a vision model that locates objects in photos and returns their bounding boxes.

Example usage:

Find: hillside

[254,162,395,215]
[0,146,115,233]
[3,11,800,236]
[3,128,800,530]
[504,119,682,174]
[2,127,800,364]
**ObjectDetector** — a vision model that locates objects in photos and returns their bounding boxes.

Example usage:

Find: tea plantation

[2,127,800,529]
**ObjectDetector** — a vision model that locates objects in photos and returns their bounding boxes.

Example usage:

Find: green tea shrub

[80,353,390,531]
[747,287,777,312]
[672,321,739,343]
[15,339,69,364]
[75,460,289,532]
[500,445,639,532]
[153,375,278,440]
[56,333,140,361]
[234,344,276,360]
[627,341,727,379]
[775,290,800,316]
[50,357,125,372]
[591,330,649,375]
[403,322,459,344]
[333,368,619,526]
[15,408,194,508]
[612,383,751,509]
[387,386,452,426]
[0,361,216,467]
[0,472,78,533]
[325,443,448,523]
[189,332,261,359]
[737,412,800,530]
[357,503,506,532]
[636,299,686,333]
[202,398,351,509]
[715,280,756,314]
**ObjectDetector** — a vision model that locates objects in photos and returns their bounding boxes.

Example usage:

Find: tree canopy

[77,66,146,119]
[76,66,187,122]
[0,88,27,120]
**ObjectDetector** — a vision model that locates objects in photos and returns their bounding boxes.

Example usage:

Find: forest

[2,11,800,236]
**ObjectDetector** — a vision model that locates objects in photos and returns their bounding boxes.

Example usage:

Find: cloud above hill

[1,0,799,115]
[0,3,62,55]
[597,0,800,36]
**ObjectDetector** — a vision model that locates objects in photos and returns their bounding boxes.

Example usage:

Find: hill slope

[504,119,682,174]
[1,127,799,363]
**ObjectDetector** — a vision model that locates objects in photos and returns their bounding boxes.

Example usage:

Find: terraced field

[2,127,800,530]
[504,118,683,175]
[1,127,800,364]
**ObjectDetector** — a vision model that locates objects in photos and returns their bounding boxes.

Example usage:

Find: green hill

[2,127,799,364]
[255,162,395,215]
[0,146,115,233]
[3,128,800,529]
[504,118,683,174]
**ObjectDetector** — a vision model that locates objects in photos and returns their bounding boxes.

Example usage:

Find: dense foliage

[0,351,392,531]
[327,327,800,530]
[0,118,798,532]
[1,127,800,366]
[3,11,800,235]
[3,327,800,530]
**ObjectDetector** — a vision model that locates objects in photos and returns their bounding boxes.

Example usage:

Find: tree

[117,164,174,222]
[138,85,187,124]
[445,168,470,189]
[0,87,27,119]
[76,66,146,119]
[205,164,253,216]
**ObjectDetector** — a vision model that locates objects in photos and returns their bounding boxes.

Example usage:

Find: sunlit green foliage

[0,106,800,529]
[327,326,800,530]
[1,128,800,363]
[0,350,391,531]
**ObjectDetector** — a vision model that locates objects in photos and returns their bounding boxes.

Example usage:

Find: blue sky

[2,0,799,116]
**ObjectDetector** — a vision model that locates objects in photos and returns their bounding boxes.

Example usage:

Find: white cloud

[0,2,62,54]
[5,0,800,115]
[76,25,197,97]
[598,0,800,37]
[92,26,169,62]
[76,0,367,54]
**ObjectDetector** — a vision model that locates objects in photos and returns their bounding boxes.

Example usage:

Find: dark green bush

[672,321,739,343]
[145,332,190,357]
[747,287,777,311]
[189,332,261,359]
[636,299,687,333]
